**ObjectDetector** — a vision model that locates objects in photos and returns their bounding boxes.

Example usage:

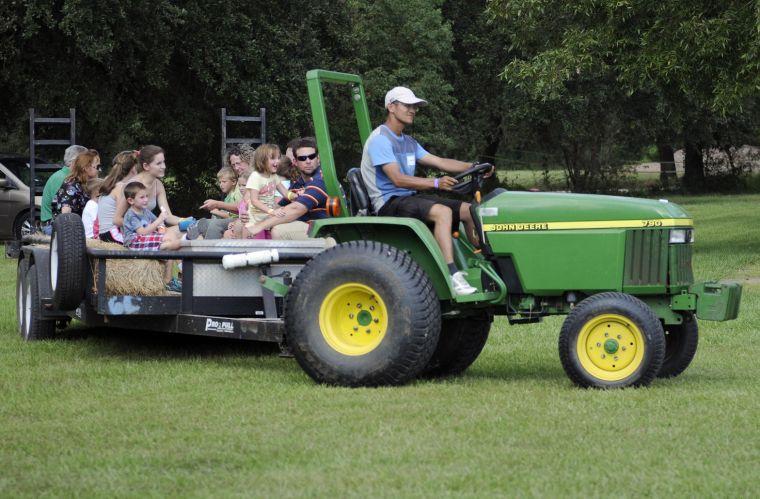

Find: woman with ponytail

[97,150,139,243]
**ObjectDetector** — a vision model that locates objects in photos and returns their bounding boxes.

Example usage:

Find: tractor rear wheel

[657,313,698,378]
[559,292,665,388]
[285,241,440,387]
[422,313,491,378]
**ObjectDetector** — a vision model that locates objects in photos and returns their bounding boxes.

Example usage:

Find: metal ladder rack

[220,107,266,167]
[28,108,76,233]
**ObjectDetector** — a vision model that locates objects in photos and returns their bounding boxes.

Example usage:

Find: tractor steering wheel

[449,162,494,196]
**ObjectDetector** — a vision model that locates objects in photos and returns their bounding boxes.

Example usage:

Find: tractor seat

[347,167,373,216]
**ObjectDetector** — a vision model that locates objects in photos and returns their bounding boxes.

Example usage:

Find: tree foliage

[487,0,760,190]
[0,0,758,204]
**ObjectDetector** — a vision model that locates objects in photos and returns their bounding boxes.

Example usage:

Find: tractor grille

[669,243,694,287]
[624,229,668,286]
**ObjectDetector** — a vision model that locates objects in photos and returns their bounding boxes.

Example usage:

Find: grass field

[1,195,759,497]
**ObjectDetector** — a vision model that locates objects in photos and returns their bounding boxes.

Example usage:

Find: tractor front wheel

[559,292,665,388]
[285,241,440,387]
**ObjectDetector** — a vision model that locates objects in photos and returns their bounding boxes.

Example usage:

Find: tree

[487,0,760,191]
[0,0,356,211]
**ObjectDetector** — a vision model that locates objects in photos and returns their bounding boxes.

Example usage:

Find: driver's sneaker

[451,271,477,296]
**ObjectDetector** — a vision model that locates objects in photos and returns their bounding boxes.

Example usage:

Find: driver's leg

[425,204,454,263]
[459,202,480,247]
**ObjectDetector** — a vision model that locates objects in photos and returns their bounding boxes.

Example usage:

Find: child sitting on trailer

[122,181,182,291]
[81,177,104,239]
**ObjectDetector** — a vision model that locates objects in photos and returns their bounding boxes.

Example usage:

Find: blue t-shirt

[123,207,157,246]
[278,168,328,221]
[360,125,429,213]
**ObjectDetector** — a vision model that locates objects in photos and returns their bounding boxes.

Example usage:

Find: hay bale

[87,239,167,296]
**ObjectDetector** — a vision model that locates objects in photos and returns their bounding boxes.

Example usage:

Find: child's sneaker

[165,277,183,293]
[186,219,207,240]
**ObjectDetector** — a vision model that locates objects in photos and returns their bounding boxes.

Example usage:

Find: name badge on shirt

[406,154,415,167]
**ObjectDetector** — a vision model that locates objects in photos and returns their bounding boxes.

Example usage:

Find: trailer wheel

[285,241,440,387]
[559,292,665,388]
[22,264,56,341]
[16,258,29,335]
[421,313,491,378]
[50,213,87,310]
[657,313,698,378]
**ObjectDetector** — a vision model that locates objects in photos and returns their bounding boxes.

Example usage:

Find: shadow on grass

[57,324,284,362]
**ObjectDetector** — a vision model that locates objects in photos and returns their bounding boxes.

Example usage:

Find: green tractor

[282,70,741,388]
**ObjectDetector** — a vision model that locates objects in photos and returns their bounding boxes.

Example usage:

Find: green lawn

[1,195,759,497]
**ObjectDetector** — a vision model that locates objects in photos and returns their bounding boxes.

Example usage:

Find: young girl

[244,144,289,239]
[81,177,104,239]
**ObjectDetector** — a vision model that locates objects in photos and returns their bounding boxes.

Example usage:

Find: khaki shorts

[271,221,310,240]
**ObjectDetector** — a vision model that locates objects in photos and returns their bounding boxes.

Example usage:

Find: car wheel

[13,210,34,240]
[285,241,440,387]
[559,292,665,388]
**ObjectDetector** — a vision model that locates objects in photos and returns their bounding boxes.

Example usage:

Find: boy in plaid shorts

[122,181,182,290]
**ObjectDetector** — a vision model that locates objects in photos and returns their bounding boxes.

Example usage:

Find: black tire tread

[23,264,56,341]
[285,240,440,387]
[422,314,491,378]
[16,258,29,336]
[50,213,87,310]
[658,312,698,378]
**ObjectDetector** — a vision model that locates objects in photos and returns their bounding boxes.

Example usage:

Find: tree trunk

[658,144,676,189]
[682,141,705,191]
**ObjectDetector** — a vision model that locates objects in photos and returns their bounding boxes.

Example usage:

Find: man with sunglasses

[360,86,486,296]
[246,137,327,240]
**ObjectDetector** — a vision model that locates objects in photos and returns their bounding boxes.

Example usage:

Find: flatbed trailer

[18,230,333,349]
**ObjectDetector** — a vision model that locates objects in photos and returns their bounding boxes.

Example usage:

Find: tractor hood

[479,191,692,228]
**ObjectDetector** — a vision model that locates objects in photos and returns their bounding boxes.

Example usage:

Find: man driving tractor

[360,86,491,296]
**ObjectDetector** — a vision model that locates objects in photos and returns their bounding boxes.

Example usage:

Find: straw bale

[87,239,167,296]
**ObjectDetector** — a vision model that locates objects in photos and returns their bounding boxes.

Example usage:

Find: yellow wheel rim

[318,283,388,356]
[576,314,645,382]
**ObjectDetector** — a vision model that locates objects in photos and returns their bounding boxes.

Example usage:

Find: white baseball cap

[384,86,428,108]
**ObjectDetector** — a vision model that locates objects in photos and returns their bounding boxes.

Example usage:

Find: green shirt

[212,186,243,219]
[41,166,69,222]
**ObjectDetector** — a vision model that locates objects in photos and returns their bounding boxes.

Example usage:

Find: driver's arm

[382,162,452,191]
[418,154,471,174]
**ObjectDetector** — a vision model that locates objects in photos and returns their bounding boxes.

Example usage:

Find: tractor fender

[311,216,454,300]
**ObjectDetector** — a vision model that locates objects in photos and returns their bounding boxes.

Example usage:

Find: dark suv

[0,154,54,240]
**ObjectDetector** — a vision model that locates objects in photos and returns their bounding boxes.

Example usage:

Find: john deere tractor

[282,70,741,388]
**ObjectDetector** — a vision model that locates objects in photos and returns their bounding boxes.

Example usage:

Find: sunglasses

[296,153,318,162]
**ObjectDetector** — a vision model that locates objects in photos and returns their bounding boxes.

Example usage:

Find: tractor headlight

[669,228,694,244]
